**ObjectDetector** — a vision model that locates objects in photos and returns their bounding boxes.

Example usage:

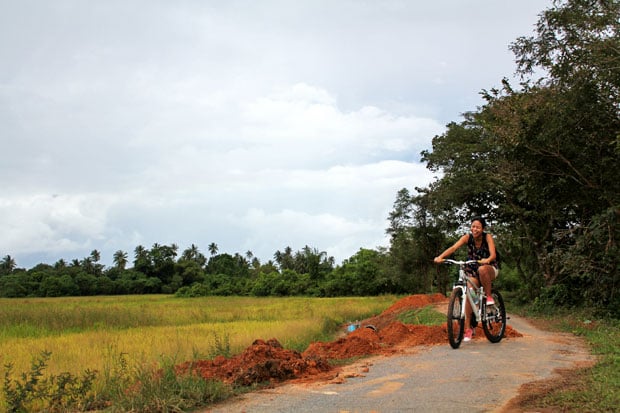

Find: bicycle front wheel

[482,289,506,343]
[447,288,465,349]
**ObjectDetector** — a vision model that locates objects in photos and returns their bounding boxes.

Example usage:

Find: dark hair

[471,216,486,228]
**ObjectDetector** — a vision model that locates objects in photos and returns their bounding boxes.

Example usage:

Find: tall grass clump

[97,351,232,412]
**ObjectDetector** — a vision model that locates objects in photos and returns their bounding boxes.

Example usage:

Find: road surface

[204,314,594,412]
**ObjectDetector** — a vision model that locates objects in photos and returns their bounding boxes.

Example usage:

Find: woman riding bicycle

[433,216,499,341]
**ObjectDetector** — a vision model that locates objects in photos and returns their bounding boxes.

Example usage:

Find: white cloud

[0,194,110,256]
[0,0,545,267]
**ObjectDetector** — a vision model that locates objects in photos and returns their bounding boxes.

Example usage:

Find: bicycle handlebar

[440,259,479,265]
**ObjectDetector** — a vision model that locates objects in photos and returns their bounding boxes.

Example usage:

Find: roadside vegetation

[507,301,620,412]
[0,295,398,411]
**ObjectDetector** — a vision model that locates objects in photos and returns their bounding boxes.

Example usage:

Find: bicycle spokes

[482,291,506,343]
[447,288,465,349]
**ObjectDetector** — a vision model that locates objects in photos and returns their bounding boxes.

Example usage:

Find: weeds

[105,354,231,412]
[207,332,232,359]
[3,350,97,412]
[2,349,233,412]
[397,305,445,326]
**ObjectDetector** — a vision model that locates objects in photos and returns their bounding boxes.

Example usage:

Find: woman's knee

[479,266,495,281]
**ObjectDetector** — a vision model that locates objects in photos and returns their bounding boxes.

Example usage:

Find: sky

[1,0,547,269]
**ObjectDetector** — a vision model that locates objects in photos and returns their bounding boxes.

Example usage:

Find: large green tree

[415,0,619,311]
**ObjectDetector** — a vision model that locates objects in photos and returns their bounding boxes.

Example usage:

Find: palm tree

[182,244,199,260]
[134,245,148,261]
[182,244,206,266]
[0,255,16,274]
[54,259,67,270]
[208,242,219,256]
[133,244,152,275]
[113,250,128,271]
[90,249,101,263]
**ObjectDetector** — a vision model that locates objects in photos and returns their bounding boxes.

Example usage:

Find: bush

[3,351,97,412]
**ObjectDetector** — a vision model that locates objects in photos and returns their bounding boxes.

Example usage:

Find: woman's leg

[478,265,496,301]
[464,277,480,339]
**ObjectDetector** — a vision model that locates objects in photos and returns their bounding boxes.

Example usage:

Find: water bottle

[469,288,478,304]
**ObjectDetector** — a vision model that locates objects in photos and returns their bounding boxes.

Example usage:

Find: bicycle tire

[447,288,465,349]
[482,289,506,343]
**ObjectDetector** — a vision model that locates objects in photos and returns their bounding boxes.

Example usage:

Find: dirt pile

[176,338,330,386]
[177,294,522,387]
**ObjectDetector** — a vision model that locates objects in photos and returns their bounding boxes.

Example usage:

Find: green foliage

[98,351,232,412]
[325,249,394,296]
[397,306,445,326]
[3,351,97,412]
[207,332,232,359]
[492,266,521,294]
[408,0,620,315]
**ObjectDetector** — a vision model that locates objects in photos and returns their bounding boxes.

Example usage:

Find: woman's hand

[434,256,444,264]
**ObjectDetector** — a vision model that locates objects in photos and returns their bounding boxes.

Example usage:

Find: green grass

[396,305,445,326]
[509,304,620,412]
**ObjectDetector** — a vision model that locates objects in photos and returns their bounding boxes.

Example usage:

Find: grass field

[0,294,399,410]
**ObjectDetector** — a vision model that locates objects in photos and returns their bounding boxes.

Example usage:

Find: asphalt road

[204,314,594,413]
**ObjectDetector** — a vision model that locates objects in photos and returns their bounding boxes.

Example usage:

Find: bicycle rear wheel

[447,288,465,349]
[482,289,506,343]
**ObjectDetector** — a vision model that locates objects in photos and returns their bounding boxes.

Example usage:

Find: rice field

[0,294,398,406]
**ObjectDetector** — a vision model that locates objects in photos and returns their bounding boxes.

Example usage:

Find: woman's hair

[471,216,486,228]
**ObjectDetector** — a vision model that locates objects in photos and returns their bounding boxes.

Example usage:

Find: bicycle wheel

[447,288,465,349]
[482,289,506,343]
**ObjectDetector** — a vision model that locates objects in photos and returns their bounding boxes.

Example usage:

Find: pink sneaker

[464,329,473,342]
[486,296,495,306]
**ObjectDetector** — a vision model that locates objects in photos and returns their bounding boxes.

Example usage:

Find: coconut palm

[0,255,16,274]
[113,250,128,271]
[208,242,218,256]
[182,244,206,266]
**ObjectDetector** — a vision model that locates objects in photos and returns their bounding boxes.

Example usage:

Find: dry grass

[0,294,398,408]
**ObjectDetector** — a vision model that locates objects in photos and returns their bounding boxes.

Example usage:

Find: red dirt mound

[176,338,331,386]
[176,294,522,387]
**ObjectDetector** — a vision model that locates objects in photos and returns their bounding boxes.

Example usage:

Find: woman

[434,216,499,342]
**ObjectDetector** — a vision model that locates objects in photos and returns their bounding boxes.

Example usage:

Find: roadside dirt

[177,293,520,386]
[178,294,593,412]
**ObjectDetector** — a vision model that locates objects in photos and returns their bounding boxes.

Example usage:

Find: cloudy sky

[1,0,546,268]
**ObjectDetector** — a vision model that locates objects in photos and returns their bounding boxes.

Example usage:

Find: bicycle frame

[445,259,486,323]
[442,258,506,348]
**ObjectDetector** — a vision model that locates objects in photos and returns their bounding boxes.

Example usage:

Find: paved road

[205,314,594,413]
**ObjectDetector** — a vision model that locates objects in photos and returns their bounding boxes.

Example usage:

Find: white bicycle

[442,259,507,349]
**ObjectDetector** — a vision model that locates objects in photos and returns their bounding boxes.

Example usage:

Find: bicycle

[441,259,506,349]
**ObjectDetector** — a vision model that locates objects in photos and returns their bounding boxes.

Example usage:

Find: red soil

[176,294,522,387]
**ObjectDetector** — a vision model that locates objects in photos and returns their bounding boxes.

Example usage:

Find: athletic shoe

[463,329,473,342]
[486,296,495,306]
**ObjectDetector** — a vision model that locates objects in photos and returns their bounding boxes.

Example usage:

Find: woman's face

[471,220,484,238]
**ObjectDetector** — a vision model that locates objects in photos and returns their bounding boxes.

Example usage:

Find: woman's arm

[434,234,469,263]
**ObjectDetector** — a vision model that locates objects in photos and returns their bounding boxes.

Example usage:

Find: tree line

[1,0,618,316]
[0,244,416,298]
